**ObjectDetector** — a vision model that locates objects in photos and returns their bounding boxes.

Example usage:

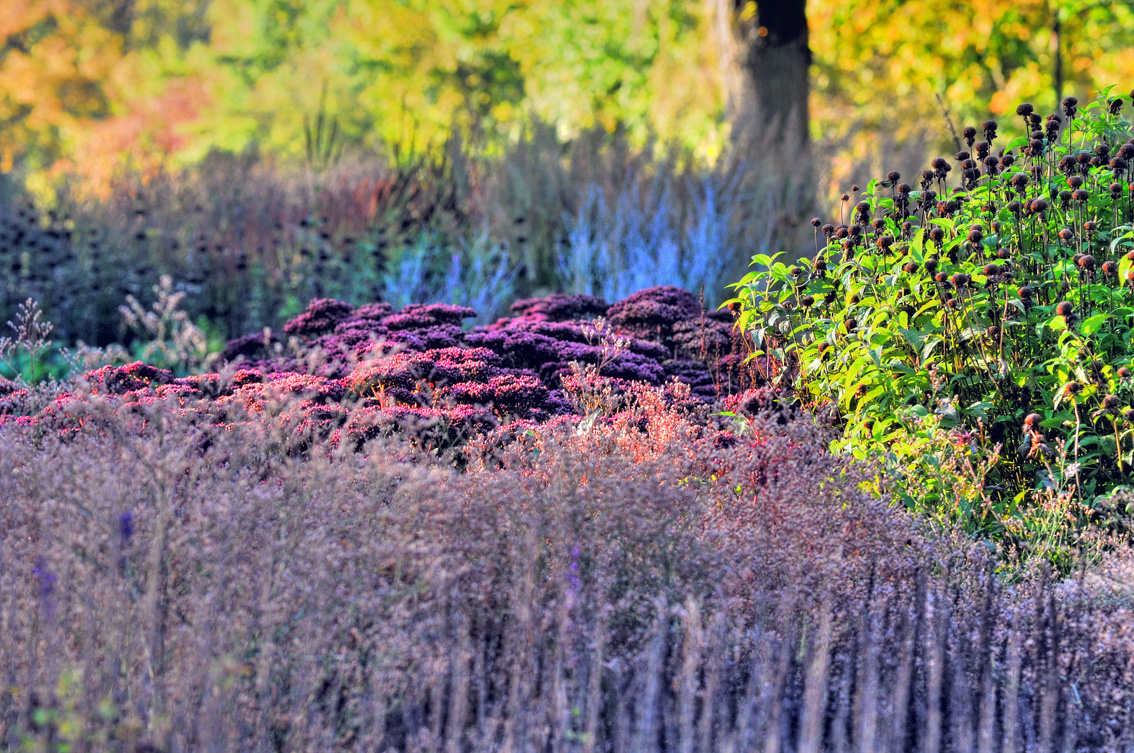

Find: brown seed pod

[1056,301,1074,317]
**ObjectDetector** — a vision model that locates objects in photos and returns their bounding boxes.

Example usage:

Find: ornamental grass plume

[2,394,1134,751]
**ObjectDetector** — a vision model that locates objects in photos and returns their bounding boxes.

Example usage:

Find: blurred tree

[808,0,1134,180]
[732,0,810,149]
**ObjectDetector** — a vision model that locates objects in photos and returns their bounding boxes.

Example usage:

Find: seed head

[1119,366,1131,379]
[1024,412,1043,428]
[1065,381,1082,395]
[1103,394,1121,412]
[1062,96,1078,118]
[1056,301,1074,317]
[1102,260,1118,277]
[963,126,977,147]
[811,217,822,227]
[1078,254,1096,270]
[1016,103,1034,117]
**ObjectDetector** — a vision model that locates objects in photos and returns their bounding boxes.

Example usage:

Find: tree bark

[716,0,811,151]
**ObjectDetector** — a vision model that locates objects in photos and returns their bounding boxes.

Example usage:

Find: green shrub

[729,90,1134,563]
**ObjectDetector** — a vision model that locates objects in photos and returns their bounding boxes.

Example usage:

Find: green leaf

[1079,313,1110,336]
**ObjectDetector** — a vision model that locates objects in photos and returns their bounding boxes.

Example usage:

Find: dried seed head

[1103,394,1121,412]
[811,217,822,227]
[1016,102,1034,116]
[1062,96,1078,117]
[1102,260,1118,276]
[1065,380,1082,395]
[1119,366,1132,379]
[1078,254,1096,270]
[1056,301,1074,317]
[1024,412,1043,428]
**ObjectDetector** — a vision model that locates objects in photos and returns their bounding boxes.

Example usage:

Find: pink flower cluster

[1,286,767,449]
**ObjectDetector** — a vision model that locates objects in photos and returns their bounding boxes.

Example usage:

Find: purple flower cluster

[606,285,702,340]
[508,293,610,322]
[3,286,767,450]
[282,298,355,337]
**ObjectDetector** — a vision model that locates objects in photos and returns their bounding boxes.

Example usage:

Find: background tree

[713,0,810,150]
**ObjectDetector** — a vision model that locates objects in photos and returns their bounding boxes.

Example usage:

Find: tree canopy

[4,0,1134,193]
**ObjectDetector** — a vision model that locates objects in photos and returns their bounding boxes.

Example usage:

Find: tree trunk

[716,0,811,151]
